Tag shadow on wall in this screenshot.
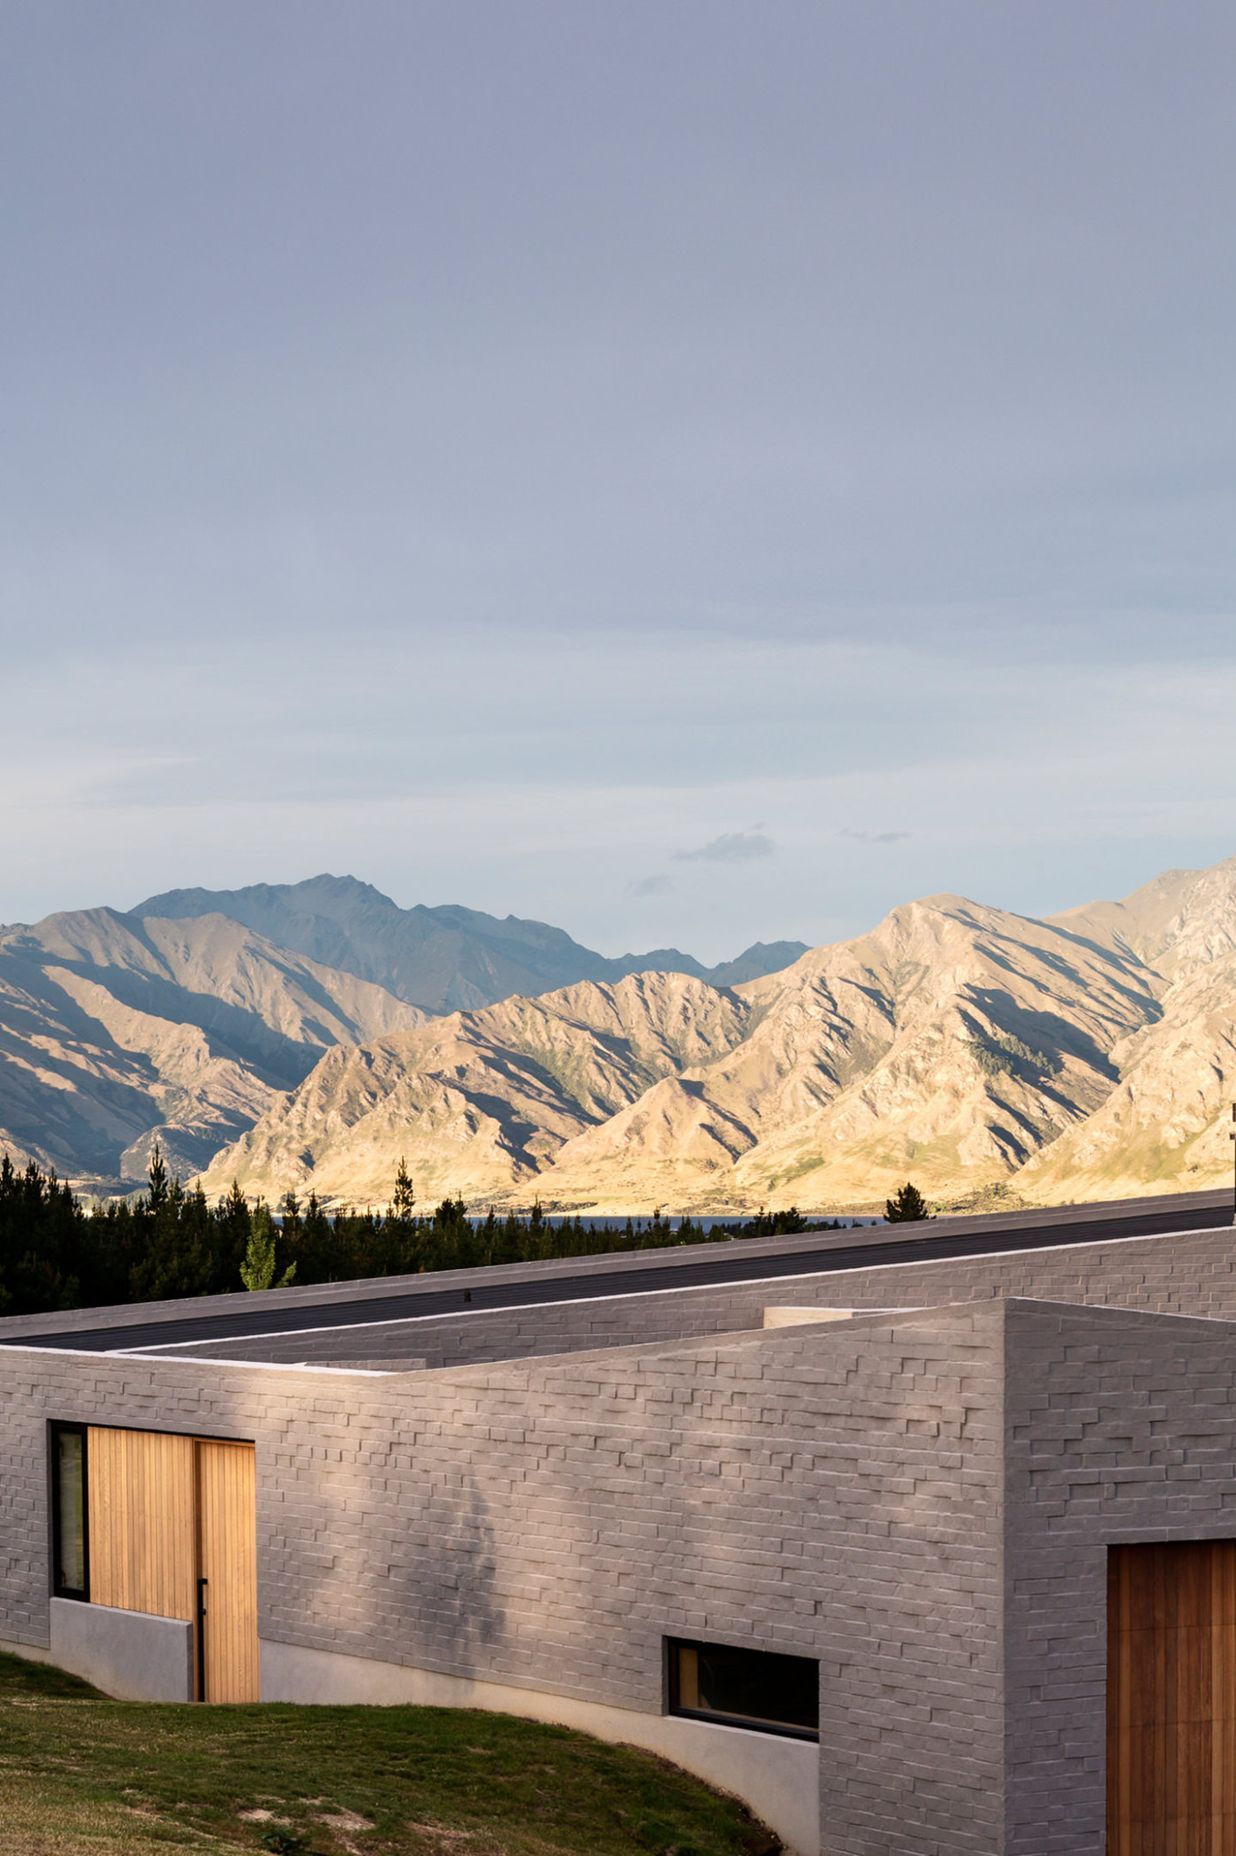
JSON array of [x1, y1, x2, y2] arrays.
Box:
[[423, 1472, 503, 1664], [279, 1424, 506, 1678]]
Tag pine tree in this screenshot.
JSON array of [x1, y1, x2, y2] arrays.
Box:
[[885, 1181, 931, 1223], [147, 1142, 169, 1211], [212, 1178, 254, 1288], [127, 1166, 217, 1302], [0, 1153, 85, 1315], [239, 1203, 296, 1292], [391, 1158, 415, 1220], [283, 1189, 336, 1285]]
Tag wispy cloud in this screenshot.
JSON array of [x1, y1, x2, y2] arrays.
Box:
[[628, 873, 673, 896], [674, 828, 777, 864], [839, 828, 912, 845]]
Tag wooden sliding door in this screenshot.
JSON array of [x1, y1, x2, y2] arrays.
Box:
[[84, 1427, 259, 1702], [1108, 1540, 1236, 1854], [86, 1427, 197, 1622]]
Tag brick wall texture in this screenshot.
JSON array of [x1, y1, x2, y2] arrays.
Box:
[[0, 1304, 1005, 1856], [1002, 1298, 1236, 1856]]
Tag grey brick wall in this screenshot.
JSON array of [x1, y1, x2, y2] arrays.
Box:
[[159, 1221, 1236, 1372], [1001, 1298, 1236, 1856], [0, 1304, 1005, 1856]]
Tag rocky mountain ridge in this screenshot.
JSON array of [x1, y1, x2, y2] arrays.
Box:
[[200, 970, 754, 1207], [0, 908, 425, 1182], [134, 875, 809, 1013], [0, 880, 804, 1190], [5, 860, 1236, 1209], [202, 856, 1236, 1213]]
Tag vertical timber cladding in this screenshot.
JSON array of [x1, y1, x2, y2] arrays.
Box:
[[85, 1427, 259, 1702], [86, 1428, 197, 1621], [197, 1441, 259, 1703], [1108, 1541, 1236, 1854]]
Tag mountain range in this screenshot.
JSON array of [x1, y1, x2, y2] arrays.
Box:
[[138, 877, 809, 1012], [3, 863, 1235, 1211], [0, 877, 804, 1189]]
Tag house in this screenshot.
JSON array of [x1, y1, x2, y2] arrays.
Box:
[[3, 1210, 1236, 1854]]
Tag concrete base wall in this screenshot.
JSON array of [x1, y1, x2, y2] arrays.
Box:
[[0, 1635, 54, 1666], [261, 1637, 820, 1856], [50, 1598, 194, 1702]]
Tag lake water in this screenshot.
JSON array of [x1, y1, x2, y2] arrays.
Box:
[[476, 1213, 884, 1231]]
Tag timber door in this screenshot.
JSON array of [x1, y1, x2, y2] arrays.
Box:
[[84, 1427, 259, 1702], [1108, 1541, 1236, 1854], [197, 1441, 259, 1702]]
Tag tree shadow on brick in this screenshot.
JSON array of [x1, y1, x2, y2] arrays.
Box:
[[267, 1425, 505, 1676], [422, 1471, 504, 1666]]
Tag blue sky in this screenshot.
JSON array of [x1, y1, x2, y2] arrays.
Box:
[[2, 4, 1234, 959]]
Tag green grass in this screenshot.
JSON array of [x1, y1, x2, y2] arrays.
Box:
[[0, 1651, 775, 1856]]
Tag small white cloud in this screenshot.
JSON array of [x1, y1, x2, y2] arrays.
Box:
[[628, 873, 674, 896], [839, 828, 912, 845], [674, 829, 777, 864]]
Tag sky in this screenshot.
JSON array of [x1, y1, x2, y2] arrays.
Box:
[[2, 3, 1234, 962]]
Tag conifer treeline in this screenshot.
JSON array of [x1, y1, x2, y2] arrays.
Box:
[[0, 1150, 832, 1320]]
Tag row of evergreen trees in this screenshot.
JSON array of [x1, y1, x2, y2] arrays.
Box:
[[0, 1149, 834, 1320]]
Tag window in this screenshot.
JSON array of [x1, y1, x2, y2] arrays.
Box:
[[667, 1638, 818, 1739], [51, 1424, 88, 1599]]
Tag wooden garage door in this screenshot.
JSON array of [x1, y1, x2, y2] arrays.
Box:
[[85, 1427, 259, 1702], [1108, 1541, 1236, 1854]]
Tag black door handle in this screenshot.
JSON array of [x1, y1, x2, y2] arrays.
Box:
[[196, 1577, 209, 1702]]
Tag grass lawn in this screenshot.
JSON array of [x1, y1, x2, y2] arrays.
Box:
[[0, 1651, 778, 1856]]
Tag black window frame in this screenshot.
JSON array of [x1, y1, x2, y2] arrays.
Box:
[[49, 1422, 90, 1601], [666, 1636, 819, 1741]]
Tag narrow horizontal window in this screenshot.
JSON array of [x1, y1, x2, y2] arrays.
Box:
[[667, 1638, 818, 1739], [51, 1424, 89, 1600]]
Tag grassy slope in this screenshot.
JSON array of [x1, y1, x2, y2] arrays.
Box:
[[0, 1652, 775, 1856]]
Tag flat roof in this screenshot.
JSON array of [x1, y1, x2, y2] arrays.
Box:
[[0, 1186, 1228, 1358]]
